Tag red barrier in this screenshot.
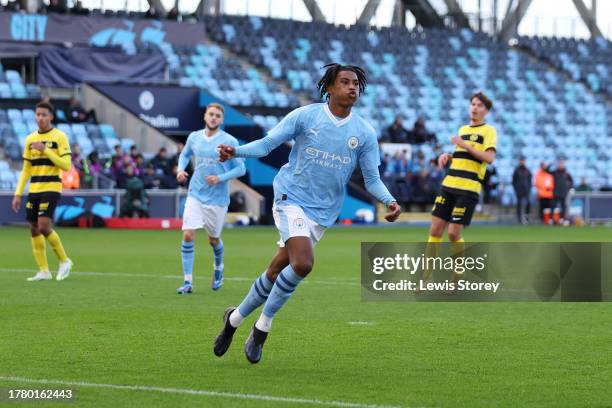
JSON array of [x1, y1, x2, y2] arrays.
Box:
[[105, 217, 182, 230]]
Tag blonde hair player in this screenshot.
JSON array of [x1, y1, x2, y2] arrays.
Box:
[[175, 103, 246, 294]]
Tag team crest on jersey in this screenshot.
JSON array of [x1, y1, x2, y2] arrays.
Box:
[[293, 218, 306, 229], [46, 141, 53, 148], [470, 134, 478, 141], [348, 136, 359, 149]]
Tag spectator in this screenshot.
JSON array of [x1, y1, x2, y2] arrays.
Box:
[[411, 169, 431, 211], [410, 151, 426, 174], [408, 117, 436, 144], [166, 6, 179, 20], [151, 147, 171, 176], [142, 163, 161, 189], [551, 160, 573, 221], [45, 0, 68, 14], [575, 177, 591, 192], [482, 165, 498, 204], [71, 0, 88, 15], [68, 98, 97, 123], [386, 151, 408, 178], [5, 0, 21, 11], [512, 156, 532, 224], [120, 165, 149, 218], [72, 143, 94, 187], [161, 164, 179, 189], [145, 5, 158, 18], [382, 115, 409, 143], [116, 159, 135, 189], [112, 144, 124, 162], [426, 159, 443, 190], [229, 190, 247, 212], [129, 145, 139, 161], [61, 165, 80, 190], [134, 154, 145, 176], [534, 162, 554, 223], [71, 143, 86, 173], [88, 152, 103, 176], [105, 155, 122, 180], [84, 152, 103, 188], [379, 152, 390, 176], [171, 142, 192, 175], [431, 143, 442, 162]]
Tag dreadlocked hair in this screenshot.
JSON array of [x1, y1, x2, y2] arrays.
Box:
[[317, 63, 367, 101]]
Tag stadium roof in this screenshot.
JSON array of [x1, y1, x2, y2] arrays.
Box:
[[11, 0, 610, 40]]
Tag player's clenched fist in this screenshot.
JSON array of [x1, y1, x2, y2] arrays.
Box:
[[176, 170, 189, 184], [384, 202, 401, 222], [437, 153, 452, 169], [218, 144, 236, 162]]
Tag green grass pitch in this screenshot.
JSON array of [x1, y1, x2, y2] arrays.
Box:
[[1, 225, 611, 407]]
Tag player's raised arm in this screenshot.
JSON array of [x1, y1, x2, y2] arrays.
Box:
[[358, 133, 401, 222], [177, 134, 194, 183], [218, 107, 303, 161]]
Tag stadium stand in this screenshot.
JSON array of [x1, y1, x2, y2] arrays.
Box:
[[0, 65, 40, 99], [167, 43, 300, 108], [518, 35, 612, 97], [1, 13, 611, 198], [203, 15, 612, 192]]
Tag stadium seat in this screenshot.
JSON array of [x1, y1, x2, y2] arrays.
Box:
[[0, 83, 12, 98], [99, 124, 117, 139]]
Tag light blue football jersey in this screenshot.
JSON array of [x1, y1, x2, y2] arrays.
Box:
[[179, 129, 245, 207], [235, 103, 395, 227]]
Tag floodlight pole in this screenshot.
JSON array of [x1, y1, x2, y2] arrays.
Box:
[[302, 0, 326, 22], [197, 0, 220, 17], [443, 0, 471, 29], [391, 0, 406, 27], [357, 0, 382, 26], [147, 0, 167, 16], [499, 0, 532, 42], [572, 0, 602, 38]]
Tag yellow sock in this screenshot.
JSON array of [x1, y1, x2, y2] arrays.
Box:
[[31, 235, 49, 272], [46, 230, 68, 262], [423, 235, 442, 282], [450, 237, 465, 257]]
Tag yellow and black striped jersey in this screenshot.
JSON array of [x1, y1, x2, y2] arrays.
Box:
[[22, 128, 71, 194], [441, 123, 497, 197]]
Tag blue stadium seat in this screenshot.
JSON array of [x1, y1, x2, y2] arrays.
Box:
[[22, 109, 35, 122], [0, 83, 12, 98], [5, 70, 21, 83], [7, 109, 22, 123], [99, 124, 117, 139]]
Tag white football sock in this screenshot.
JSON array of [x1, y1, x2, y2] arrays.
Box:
[[255, 313, 273, 332], [229, 309, 245, 328]]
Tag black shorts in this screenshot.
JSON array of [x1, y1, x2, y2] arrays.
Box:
[[431, 188, 479, 226], [26, 192, 61, 223]]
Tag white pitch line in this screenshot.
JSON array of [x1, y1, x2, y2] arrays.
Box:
[[0, 268, 360, 286], [0, 376, 408, 408]]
